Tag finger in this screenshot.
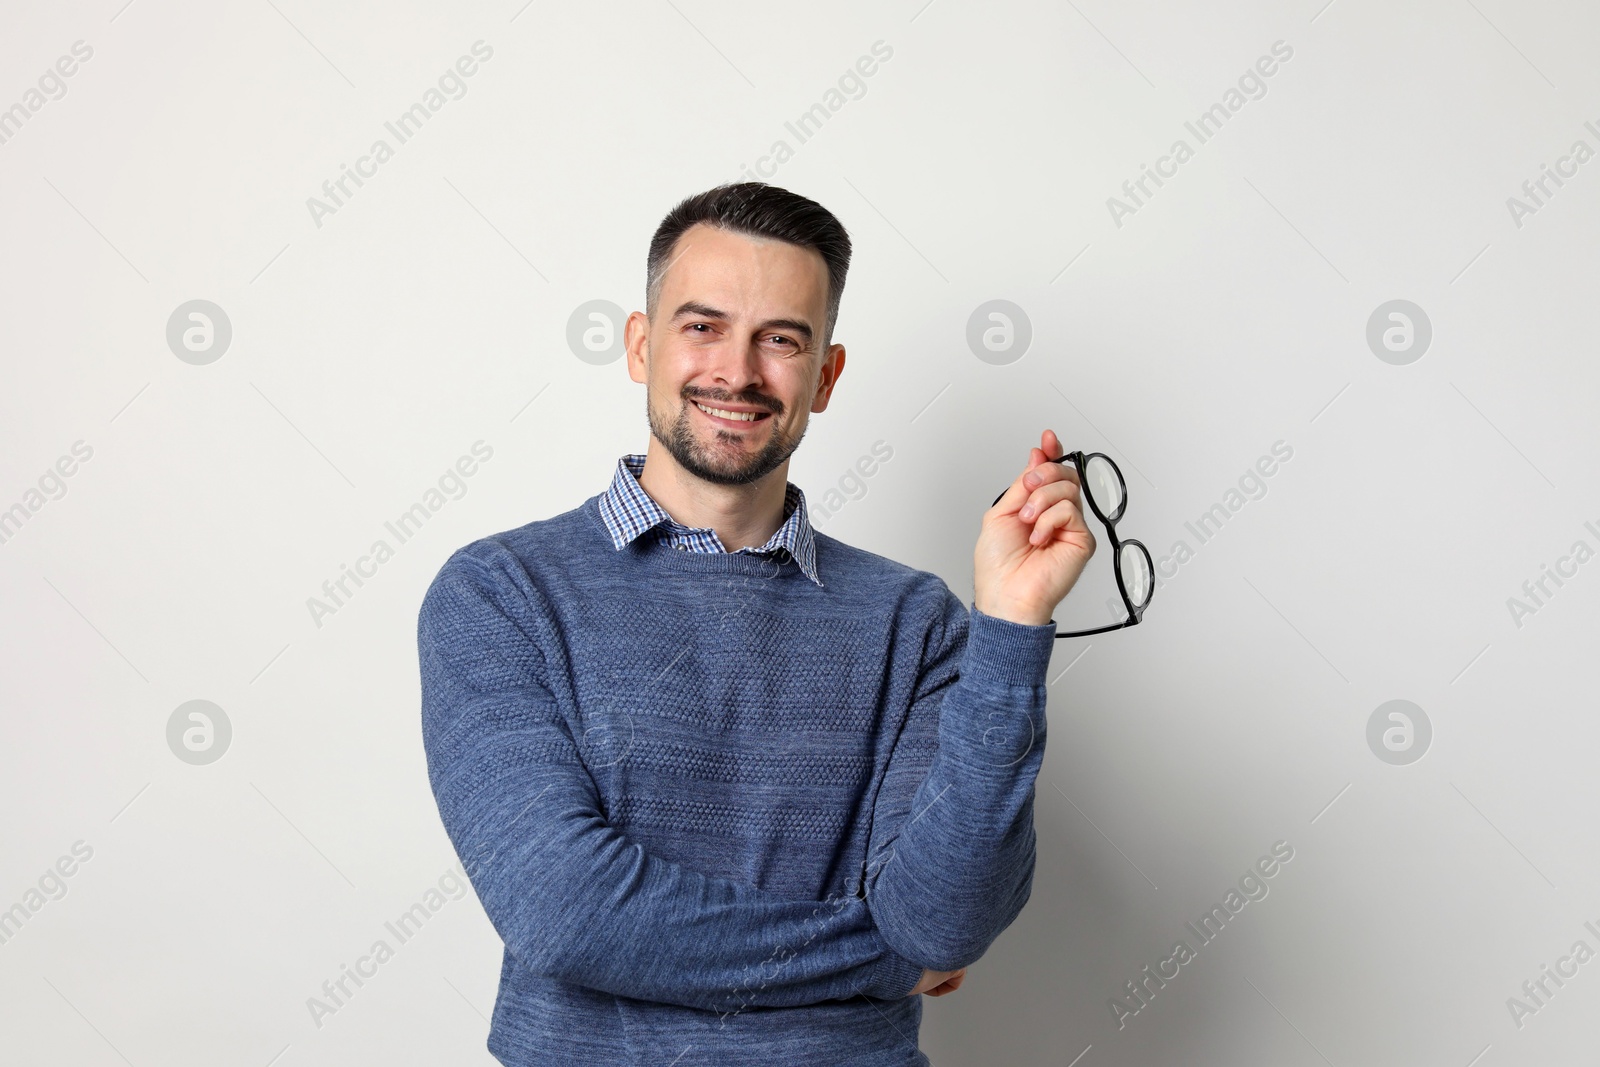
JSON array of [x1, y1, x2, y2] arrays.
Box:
[[1019, 475, 1081, 521], [1040, 428, 1066, 461], [1027, 496, 1091, 546], [995, 452, 1066, 513], [1025, 454, 1078, 485], [993, 444, 1076, 513], [992, 454, 1056, 511], [1030, 436, 1076, 472], [1020, 460, 1078, 510], [1029, 440, 1068, 475], [1024, 446, 1051, 478]]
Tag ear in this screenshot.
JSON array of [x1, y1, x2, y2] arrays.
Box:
[[811, 344, 846, 413], [625, 311, 650, 385]]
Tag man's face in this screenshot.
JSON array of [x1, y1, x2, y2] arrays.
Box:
[[626, 223, 844, 487]]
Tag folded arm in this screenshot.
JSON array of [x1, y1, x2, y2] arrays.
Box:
[[861, 585, 1055, 972], [418, 546, 924, 1014]]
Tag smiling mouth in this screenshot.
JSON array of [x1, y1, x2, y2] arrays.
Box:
[[693, 400, 772, 425]]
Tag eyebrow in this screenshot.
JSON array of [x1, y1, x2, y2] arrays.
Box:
[[669, 301, 815, 347]]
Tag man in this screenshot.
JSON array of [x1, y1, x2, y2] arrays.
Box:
[[418, 182, 1094, 1065]]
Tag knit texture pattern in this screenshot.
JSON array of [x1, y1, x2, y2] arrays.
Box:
[[418, 492, 1057, 1066]]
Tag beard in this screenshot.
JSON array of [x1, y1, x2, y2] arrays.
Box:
[[647, 385, 806, 487]]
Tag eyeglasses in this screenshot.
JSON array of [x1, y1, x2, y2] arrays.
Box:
[[990, 451, 1153, 638]]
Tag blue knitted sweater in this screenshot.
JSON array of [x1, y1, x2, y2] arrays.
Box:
[[418, 492, 1056, 1066]]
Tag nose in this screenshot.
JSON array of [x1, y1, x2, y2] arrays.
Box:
[[705, 336, 766, 400]]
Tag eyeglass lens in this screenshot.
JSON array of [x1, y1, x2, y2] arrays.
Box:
[[1083, 455, 1124, 519], [1081, 454, 1152, 612], [1119, 542, 1153, 609]]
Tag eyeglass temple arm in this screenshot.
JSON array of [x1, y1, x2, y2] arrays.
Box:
[[1052, 617, 1140, 639]]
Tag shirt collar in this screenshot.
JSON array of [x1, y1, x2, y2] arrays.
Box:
[[598, 453, 823, 587]]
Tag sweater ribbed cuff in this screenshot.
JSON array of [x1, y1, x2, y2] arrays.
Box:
[[961, 607, 1058, 687], [859, 945, 926, 1001]]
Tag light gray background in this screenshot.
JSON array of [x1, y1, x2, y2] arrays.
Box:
[[2, 1, 1597, 1064]]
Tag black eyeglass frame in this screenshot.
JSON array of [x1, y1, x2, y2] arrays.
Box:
[[989, 450, 1154, 639]]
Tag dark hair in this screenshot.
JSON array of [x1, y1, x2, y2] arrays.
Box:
[[645, 182, 852, 349]]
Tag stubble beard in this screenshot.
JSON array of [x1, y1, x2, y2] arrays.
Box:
[[648, 387, 806, 487]]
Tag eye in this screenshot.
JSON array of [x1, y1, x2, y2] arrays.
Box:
[[767, 334, 796, 347]]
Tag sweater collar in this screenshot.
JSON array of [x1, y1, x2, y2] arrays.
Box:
[[597, 453, 823, 587]]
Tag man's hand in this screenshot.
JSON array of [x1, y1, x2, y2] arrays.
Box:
[[909, 967, 967, 997], [973, 428, 1096, 627]]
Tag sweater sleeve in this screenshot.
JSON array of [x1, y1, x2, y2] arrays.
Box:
[[860, 586, 1056, 972], [418, 550, 925, 1014]]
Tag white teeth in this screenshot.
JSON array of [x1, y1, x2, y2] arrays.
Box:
[[695, 401, 763, 422]]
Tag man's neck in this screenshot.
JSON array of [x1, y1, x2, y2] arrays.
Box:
[[635, 440, 789, 552]]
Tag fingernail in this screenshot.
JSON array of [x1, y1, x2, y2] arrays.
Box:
[[1025, 473, 1040, 487], [1020, 504, 1034, 519]]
